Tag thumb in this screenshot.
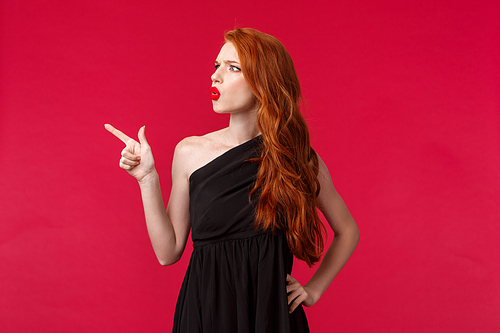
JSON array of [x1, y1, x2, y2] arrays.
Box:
[[138, 125, 149, 146]]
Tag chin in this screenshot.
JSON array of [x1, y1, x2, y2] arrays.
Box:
[[212, 105, 230, 114], [212, 108, 229, 114]]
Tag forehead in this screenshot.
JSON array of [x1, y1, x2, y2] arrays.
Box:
[[216, 42, 240, 62]]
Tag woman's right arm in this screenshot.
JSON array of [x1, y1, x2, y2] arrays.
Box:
[[105, 124, 191, 266]]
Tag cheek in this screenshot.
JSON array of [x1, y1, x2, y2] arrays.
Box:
[[238, 89, 255, 109], [235, 81, 254, 101], [242, 87, 255, 101]]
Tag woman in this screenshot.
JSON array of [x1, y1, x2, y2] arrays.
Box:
[[106, 28, 359, 333]]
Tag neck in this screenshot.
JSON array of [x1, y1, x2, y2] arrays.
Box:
[[224, 110, 260, 145]]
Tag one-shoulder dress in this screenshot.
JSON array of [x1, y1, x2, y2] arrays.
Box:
[[172, 136, 309, 333]]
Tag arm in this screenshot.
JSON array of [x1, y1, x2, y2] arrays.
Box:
[[287, 154, 360, 312], [105, 124, 191, 266]]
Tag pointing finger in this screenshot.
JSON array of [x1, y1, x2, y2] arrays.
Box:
[[104, 124, 135, 144]]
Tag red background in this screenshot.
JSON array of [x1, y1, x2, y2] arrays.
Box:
[[1, 1, 499, 332]]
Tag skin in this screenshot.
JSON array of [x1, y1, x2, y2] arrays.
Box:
[[105, 42, 359, 315]]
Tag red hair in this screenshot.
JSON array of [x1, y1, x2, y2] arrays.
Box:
[[224, 28, 325, 266]]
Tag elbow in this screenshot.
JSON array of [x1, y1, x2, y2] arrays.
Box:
[[158, 259, 170, 266], [157, 253, 182, 266], [349, 218, 360, 240], [335, 220, 360, 246], [158, 257, 178, 266], [350, 222, 360, 246], [354, 225, 360, 245]]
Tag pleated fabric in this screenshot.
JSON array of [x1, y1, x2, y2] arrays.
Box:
[[172, 136, 309, 333]]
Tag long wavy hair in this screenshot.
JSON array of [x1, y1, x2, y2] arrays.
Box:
[[225, 28, 325, 266]]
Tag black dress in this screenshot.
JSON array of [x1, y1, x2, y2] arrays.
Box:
[[172, 136, 309, 333]]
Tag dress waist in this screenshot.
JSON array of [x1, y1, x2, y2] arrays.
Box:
[[192, 229, 268, 248]]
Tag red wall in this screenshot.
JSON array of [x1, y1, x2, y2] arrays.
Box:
[[1, 1, 499, 332]]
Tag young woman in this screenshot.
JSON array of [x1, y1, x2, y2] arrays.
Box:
[[106, 28, 359, 333]]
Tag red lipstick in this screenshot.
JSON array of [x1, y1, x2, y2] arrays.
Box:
[[210, 86, 220, 100]]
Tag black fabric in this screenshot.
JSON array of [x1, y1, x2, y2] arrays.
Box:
[[172, 136, 309, 333]]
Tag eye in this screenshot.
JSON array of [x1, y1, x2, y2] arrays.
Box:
[[214, 64, 220, 70], [229, 65, 241, 72]]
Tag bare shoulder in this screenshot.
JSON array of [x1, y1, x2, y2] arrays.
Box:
[[310, 151, 331, 181], [172, 130, 228, 180], [174, 135, 207, 157], [174, 130, 224, 159]]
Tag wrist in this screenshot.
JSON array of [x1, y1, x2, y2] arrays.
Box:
[[138, 169, 159, 186], [304, 284, 321, 305]]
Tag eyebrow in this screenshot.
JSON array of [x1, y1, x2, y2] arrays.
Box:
[[214, 60, 240, 65]]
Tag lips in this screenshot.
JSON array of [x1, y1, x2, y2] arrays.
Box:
[[210, 86, 221, 100]]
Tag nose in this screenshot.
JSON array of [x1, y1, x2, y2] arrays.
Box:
[[211, 67, 222, 84]]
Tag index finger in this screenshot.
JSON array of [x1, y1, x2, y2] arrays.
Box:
[[104, 124, 134, 144]]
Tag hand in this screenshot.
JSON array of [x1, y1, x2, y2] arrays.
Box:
[[286, 274, 316, 313], [105, 124, 156, 182]]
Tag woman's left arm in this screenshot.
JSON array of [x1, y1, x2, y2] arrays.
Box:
[[287, 153, 360, 313]]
